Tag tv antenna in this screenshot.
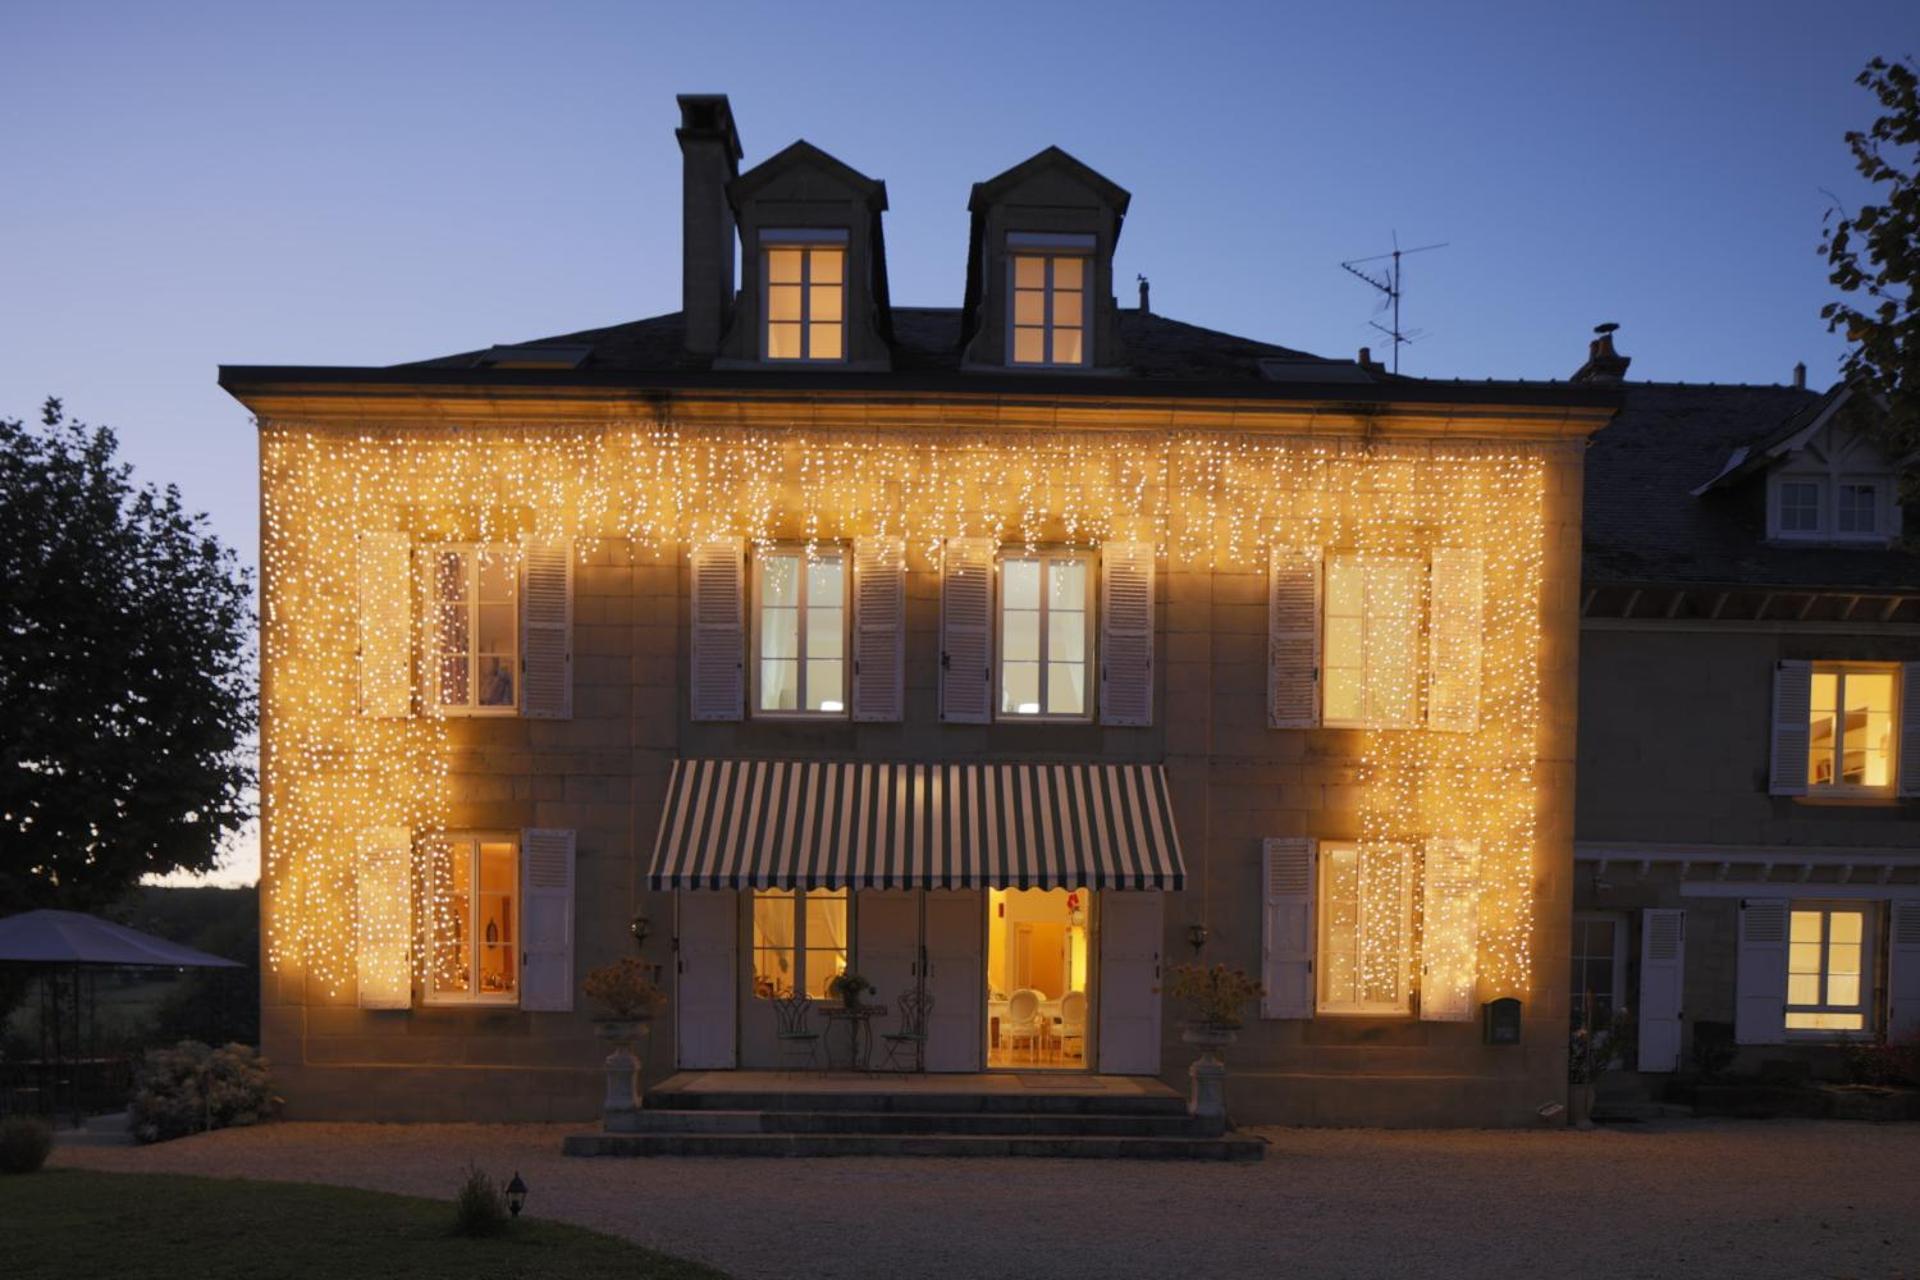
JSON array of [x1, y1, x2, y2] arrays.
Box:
[[1340, 234, 1448, 374]]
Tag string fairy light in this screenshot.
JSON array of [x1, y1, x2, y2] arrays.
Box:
[[260, 416, 1551, 1001]]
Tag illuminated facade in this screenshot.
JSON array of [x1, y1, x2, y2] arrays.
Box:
[[227, 95, 1614, 1125]]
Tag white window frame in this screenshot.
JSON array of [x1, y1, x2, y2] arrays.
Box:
[[1784, 901, 1875, 1038], [426, 542, 519, 717], [760, 229, 848, 365], [1807, 662, 1902, 797], [750, 545, 850, 720], [749, 887, 852, 1001], [422, 833, 521, 1007], [1570, 911, 1628, 1028], [1314, 841, 1413, 1018], [995, 548, 1096, 722], [1006, 233, 1093, 369], [1767, 471, 1896, 544], [1321, 553, 1423, 730]]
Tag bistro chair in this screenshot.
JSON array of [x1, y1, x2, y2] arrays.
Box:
[[770, 992, 821, 1071], [1005, 988, 1045, 1063], [1055, 989, 1088, 1063], [878, 987, 934, 1073]]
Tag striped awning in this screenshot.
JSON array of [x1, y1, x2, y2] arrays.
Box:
[[648, 759, 1185, 892]]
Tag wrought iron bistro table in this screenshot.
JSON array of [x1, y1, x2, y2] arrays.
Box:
[[819, 1003, 887, 1071]]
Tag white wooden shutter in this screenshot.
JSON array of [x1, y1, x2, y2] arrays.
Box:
[[852, 536, 906, 722], [1260, 837, 1316, 1018], [676, 890, 739, 1069], [1735, 898, 1789, 1045], [1418, 838, 1479, 1022], [1637, 908, 1686, 1071], [519, 828, 575, 1012], [689, 537, 745, 722], [1099, 542, 1155, 727], [1889, 900, 1920, 1039], [1768, 660, 1812, 796], [939, 537, 995, 724], [1898, 665, 1920, 797], [1096, 891, 1163, 1074], [1426, 548, 1483, 733], [354, 826, 412, 1010], [520, 540, 572, 719], [356, 532, 413, 718], [1268, 550, 1321, 728]]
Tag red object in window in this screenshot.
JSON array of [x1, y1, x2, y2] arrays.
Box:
[[1066, 891, 1080, 912]]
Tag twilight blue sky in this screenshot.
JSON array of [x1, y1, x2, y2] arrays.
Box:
[[2, 1, 1913, 883]]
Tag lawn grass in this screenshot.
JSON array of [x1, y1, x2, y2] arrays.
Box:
[[4, 1168, 727, 1280]]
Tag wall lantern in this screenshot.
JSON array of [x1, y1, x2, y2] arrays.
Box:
[[1482, 997, 1523, 1045], [1185, 922, 1209, 954], [629, 915, 651, 951], [506, 1171, 528, 1218]]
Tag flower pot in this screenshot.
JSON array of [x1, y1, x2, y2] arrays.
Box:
[[593, 1017, 650, 1043], [1181, 1022, 1240, 1052], [593, 1018, 653, 1127]]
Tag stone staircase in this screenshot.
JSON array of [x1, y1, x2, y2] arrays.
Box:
[[562, 1072, 1266, 1160]]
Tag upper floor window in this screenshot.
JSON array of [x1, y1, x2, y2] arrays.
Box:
[[753, 548, 847, 716], [998, 552, 1091, 718], [1779, 480, 1822, 533], [1008, 248, 1088, 367], [1785, 904, 1870, 1033], [1808, 664, 1898, 791], [1768, 472, 1894, 544], [430, 545, 516, 714], [425, 835, 518, 1005], [763, 232, 845, 362], [1322, 555, 1421, 729]]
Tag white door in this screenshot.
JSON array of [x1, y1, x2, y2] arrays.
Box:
[[924, 890, 984, 1071], [675, 890, 737, 1069], [1638, 908, 1685, 1072], [1098, 891, 1163, 1075], [858, 891, 921, 1049]]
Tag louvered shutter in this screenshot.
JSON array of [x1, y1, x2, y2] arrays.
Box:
[[357, 532, 413, 718], [1260, 837, 1316, 1018], [689, 537, 745, 722], [852, 536, 906, 722], [354, 826, 412, 1010], [1899, 665, 1920, 797], [520, 540, 572, 719], [1268, 551, 1321, 728], [519, 829, 575, 1012], [1099, 542, 1155, 727], [1426, 548, 1484, 733], [1637, 908, 1686, 1071], [939, 537, 995, 724], [1769, 660, 1812, 796], [1889, 901, 1920, 1039], [1735, 898, 1789, 1045], [1418, 838, 1479, 1022]]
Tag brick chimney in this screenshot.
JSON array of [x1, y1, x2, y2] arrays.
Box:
[[676, 95, 742, 356], [1571, 322, 1631, 384]]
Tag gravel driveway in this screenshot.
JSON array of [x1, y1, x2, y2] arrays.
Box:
[[53, 1119, 1920, 1280]]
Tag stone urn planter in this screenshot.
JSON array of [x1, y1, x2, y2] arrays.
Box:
[[593, 1017, 653, 1126], [1181, 1021, 1240, 1136]]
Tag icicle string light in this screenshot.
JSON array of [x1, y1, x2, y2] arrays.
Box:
[[260, 418, 1552, 999]]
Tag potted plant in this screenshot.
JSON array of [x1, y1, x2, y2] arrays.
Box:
[[583, 957, 666, 1128], [1167, 963, 1263, 1052], [826, 970, 873, 1010]]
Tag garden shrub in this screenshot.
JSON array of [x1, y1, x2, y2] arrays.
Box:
[[1845, 1035, 1920, 1088], [130, 1041, 278, 1144], [0, 1115, 53, 1174], [452, 1164, 510, 1237]]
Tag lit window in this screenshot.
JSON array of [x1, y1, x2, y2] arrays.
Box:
[[426, 837, 518, 1003], [1837, 483, 1879, 535], [998, 553, 1090, 717], [430, 546, 516, 713], [751, 889, 848, 1000], [1316, 842, 1411, 1016], [1808, 665, 1898, 790], [1322, 555, 1421, 728], [1784, 906, 1868, 1032], [1009, 253, 1087, 366], [1570, 914, 1624, 1029], [764, 241, 845, 362], [1778, 481, 1822, 533], [753, 549, 846, 716]]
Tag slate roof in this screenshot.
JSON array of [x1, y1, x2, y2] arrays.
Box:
[[1582, 381, 1920, 592]]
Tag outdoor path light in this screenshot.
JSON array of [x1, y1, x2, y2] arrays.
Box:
[[506, 1172, 527, 1218]]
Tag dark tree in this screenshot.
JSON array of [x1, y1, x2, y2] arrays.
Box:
[[1, 398, 253, 912], [1822, 57, 1920, 485]]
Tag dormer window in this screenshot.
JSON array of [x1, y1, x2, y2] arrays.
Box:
[[1767, 472, 1895, 544], [1008, 234, 1092, 367], [1779, 481, 1822, 534], [762, 230, 846, 362]]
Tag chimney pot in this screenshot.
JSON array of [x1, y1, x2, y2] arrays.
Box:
[[1136, 274, 1150, 314], [676, 94, 743, 357], [1793, 361, 1807, 390], [1571, 321, 1631, 384], [1358, 346, 1373, 368]]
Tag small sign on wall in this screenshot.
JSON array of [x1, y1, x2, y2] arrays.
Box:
[[1482, 997, 1523, 1045]]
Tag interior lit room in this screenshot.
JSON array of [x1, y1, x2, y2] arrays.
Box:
[[985, 888, 1092, 1069]]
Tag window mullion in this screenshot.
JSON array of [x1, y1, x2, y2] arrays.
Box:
[[796, 557, 809, 710], [1038, 558, 1051, 713], [1043, 258, 1055, 365]]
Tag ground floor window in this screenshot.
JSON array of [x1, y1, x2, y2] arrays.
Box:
[[1786, 904, 1870, 1033], [751, 889, 848, 1000], [1316, 843, 1411, 1016], [425, 836, 518, 1003], [1571, 913, 1626, 1029]]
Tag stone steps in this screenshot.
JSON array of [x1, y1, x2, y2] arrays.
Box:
[[605, 1107, 1206, 1137], [562, 1130, 1266, 1160], [643, 1086, 1189, 1117]]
